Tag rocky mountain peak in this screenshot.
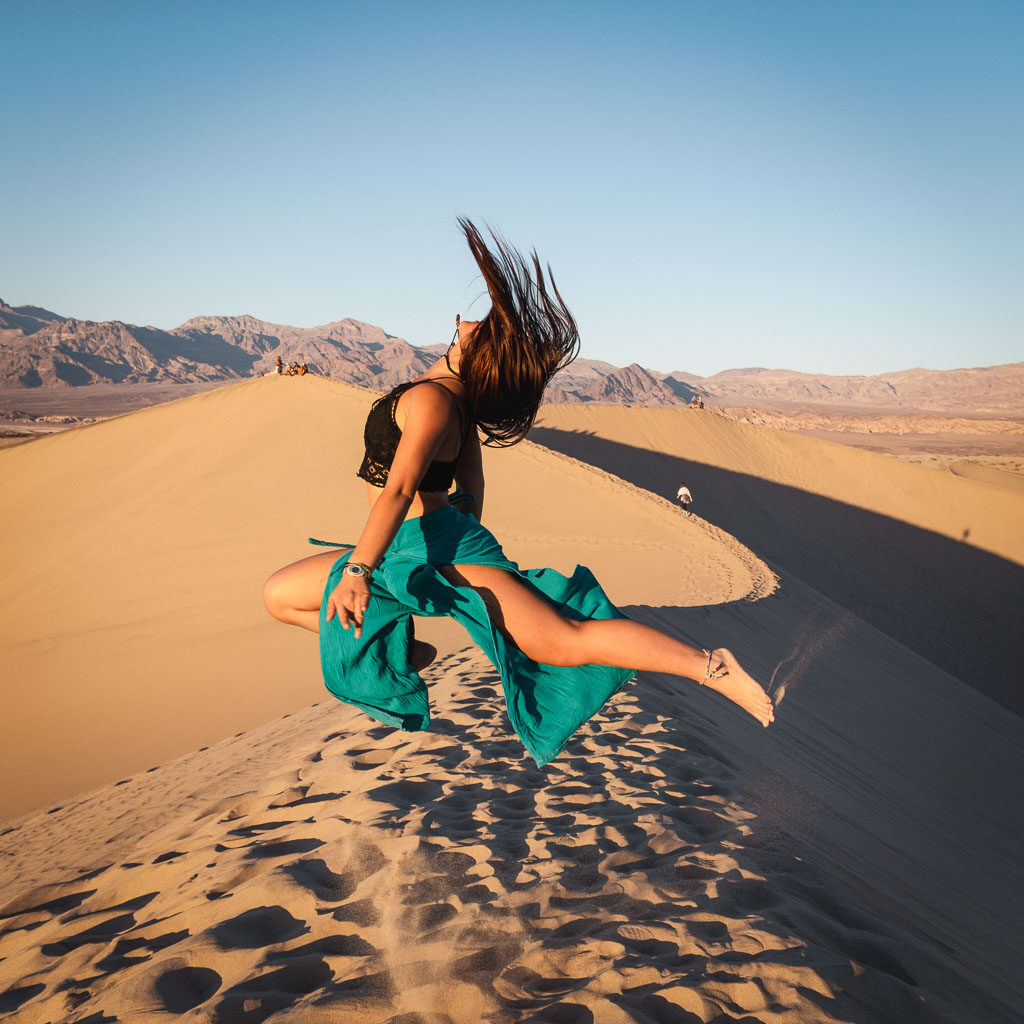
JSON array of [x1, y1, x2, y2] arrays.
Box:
[[1, 303, 1021, 414]]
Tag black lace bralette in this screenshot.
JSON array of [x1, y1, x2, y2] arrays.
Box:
[[356, 379, 468, 492]]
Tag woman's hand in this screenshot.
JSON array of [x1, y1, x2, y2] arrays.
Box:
[[325, 574, 372, 638]]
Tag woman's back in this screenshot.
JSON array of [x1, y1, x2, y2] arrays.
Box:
[[357, 373, 472, 515]]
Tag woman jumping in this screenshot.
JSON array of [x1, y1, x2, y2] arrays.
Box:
[[263, 220, 774, 767]]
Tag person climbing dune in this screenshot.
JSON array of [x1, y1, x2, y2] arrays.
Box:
[[677, 481, 694, 513]]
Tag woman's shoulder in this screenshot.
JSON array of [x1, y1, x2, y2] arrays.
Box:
[[403, 376, 466, 403], [395, 376, 466, 428]]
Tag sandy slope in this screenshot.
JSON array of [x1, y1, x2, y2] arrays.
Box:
[[534, 405, 1023, 565], [949, 459, 1024, 494], [0, 376, 767, 823], [1, 376, 1022, 1022], [532, 405, 1024, 714], [1, 634, 1021, 1022]]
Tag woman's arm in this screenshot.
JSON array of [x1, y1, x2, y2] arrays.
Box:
[[326, 385, 458, 636], [452, 428, 484, 521]]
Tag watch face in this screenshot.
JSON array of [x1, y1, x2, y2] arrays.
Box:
[[344, 563, 365, 576]]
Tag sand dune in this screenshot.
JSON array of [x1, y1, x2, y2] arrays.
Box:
[[532, 404, 1024, 714], [0, 375, 767, 822], [948, 458, 1024, 494], [1, 375, 1022, 1022], [534, 404, 1023, 565], [3, 629, 1022, 1022]]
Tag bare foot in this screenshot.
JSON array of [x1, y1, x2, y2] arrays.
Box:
[[703, 648, 775, 727], [410, 640, 437, 672]]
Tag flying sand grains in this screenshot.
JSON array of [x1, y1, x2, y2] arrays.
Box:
[[769, 611, 857, 708]]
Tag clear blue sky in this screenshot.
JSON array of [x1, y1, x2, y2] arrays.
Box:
[[2, 0, 1021, 376]]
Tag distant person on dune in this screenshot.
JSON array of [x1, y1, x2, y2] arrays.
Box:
[[275, 356, 284, 374], [677, 482, 693, 513], [262, 220, 773, 768]]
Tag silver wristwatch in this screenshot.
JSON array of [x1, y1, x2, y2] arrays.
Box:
[[343, 560, 373, 579]]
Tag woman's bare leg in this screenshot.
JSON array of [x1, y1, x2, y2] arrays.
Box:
[[262, 549, 437, 670], [443, 564, 774, 727], [263, 548, 346, 633]]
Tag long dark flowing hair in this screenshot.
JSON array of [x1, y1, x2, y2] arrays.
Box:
[[457, 218, 579, 447]]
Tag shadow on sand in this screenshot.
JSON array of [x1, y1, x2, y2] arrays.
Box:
[[529, 425, 1024, 716]]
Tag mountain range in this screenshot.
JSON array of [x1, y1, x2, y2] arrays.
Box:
[[1, 300, 1021, 415]]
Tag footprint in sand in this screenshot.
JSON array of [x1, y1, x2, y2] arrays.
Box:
[[411, 901, 460, 930], [271, 786, 346, 809], [351, 748, 396, 770], [243, 837, 325, 859], [283, 859, 358, 903], [153, 964, 222, 1013], [93, 924, 190, 974], [325, 897, 379, 927], [40, 912, 139, 957], [0, 983, 46, 1015], [213, 960, 333, 1022], [284, 845, 387, 903], [225, 820, 297, 839], [152, 850, 190, 863], [267, 934, 378, 960], [211, 905, 307, 950], [368, 779, 445, 807], [0, 884, 97, 925]]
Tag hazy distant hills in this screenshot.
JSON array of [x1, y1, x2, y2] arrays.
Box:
[[1, 300, 1021, 415], [692, 365, 1023, 415]]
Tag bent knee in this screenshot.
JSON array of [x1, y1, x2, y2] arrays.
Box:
[[262, 570, 294, 621]]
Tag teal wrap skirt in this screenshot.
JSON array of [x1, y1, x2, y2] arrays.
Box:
[[316, 504, 636, 767]]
